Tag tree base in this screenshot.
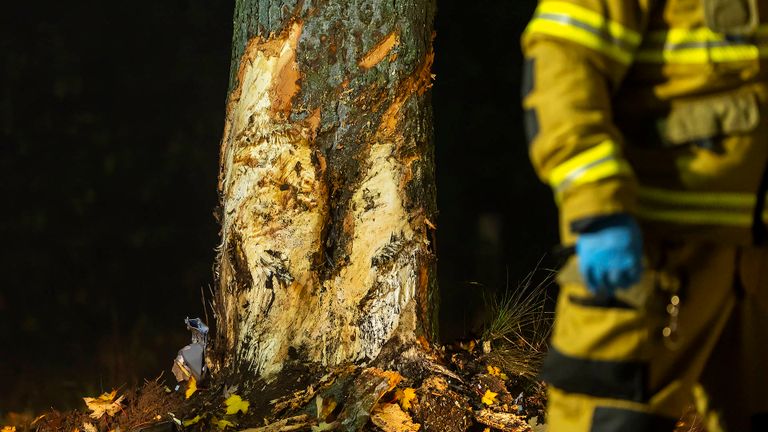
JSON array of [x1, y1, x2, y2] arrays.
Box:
[[30, 340, 549, 432]]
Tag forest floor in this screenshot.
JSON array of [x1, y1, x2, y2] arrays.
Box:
[[1, 281, 704, 432], [2, 337, 549, 432]]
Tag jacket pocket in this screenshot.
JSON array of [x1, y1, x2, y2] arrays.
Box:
[[704, 0, 759, 36], [658, 89, 760, 148]]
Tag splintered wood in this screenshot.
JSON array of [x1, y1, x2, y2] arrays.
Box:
[[237, 415, 310, 432], [474, 410, 532, 432], [371, 403, 420, 432]]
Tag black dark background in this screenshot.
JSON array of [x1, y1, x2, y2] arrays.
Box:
[[0, 0, 554, 412]]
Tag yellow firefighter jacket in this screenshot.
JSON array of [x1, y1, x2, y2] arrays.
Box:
[[522, 0, 768, 245]]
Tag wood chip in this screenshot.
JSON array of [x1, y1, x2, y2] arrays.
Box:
[[237, 415, 310, 432], [474, 410, 532, 432], [371, 403, 421, 432]]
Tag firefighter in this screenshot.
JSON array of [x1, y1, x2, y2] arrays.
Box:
[[521, 1, 768, 431]]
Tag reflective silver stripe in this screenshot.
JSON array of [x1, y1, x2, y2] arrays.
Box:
[[536, 13, 637, 52]]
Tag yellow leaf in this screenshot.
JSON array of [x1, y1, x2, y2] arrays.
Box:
[[2, 427, 16, 432], [486, 365, 509, 381], [82, 423, 97, 432], [185, 376, 198, 399], [481, 390, 498, 406], [224, 394, 250, 415], [483, 428, 491, 432], [182, 415, 203, 427], [214, 418, 235, 429], [396, 388, 417, 411], [83, 390, 125, 419]]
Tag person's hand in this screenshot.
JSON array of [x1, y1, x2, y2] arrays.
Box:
[[575, 214, 644, 296]]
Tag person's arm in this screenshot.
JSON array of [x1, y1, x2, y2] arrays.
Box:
[[522, 0, 650, 242], [521, 1, 651, 292]]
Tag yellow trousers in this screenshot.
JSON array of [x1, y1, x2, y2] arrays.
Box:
[[542, 240, 768, 432]]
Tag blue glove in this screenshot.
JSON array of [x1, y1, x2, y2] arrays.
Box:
[[575, 214, 644, 296]]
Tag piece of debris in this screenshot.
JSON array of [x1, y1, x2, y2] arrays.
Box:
[[338, 368, 402, 431], [474, 409, 532, 432], [172, 317, 209, 382], [237, 414, 310, 432], [371, 403, 420, 432], [411, 376, 473, 432], [315, 395, 337, 422]]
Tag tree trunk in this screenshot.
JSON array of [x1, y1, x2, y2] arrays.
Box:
[[213, 0, 438, 381]]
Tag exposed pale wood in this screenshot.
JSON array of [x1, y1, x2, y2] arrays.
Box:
[[213, 0, 438, 381]]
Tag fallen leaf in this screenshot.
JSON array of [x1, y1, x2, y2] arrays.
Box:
[[396, 388, 417, 411], [214, 418, 235, 429], [224, 394, 250, 415], [487, 365, 509, 381], [82, 423, 97, 432], [183, 415, 203, 427], [1, 427, 16, 432], [482, 390, 498, 406], [185, 376, 197, 399], [83, 390, 125, 419]]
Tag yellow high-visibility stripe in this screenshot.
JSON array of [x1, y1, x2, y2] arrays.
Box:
[[536, 2, 642, 47], [636, 25, 768, 64], [635, 207, 754, 227], [567, 158, 632, 189], [549, 140, 632, 194], [638, 186, 756, 208], [524, 2, 641, 65], [636, 44, 759, 64], [637, 186, 768, 227], [644, 26, 768, 46]]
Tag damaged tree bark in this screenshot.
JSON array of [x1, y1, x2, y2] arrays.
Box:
[[213, 0, 438, 382]]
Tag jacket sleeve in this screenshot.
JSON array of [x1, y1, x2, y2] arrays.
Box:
[[521, 0, 651, 243]]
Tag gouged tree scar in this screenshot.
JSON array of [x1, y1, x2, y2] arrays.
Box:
[[359, 33, 400, 69]]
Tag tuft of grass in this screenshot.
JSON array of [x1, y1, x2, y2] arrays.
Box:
[[482, 267, 554, 380]]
